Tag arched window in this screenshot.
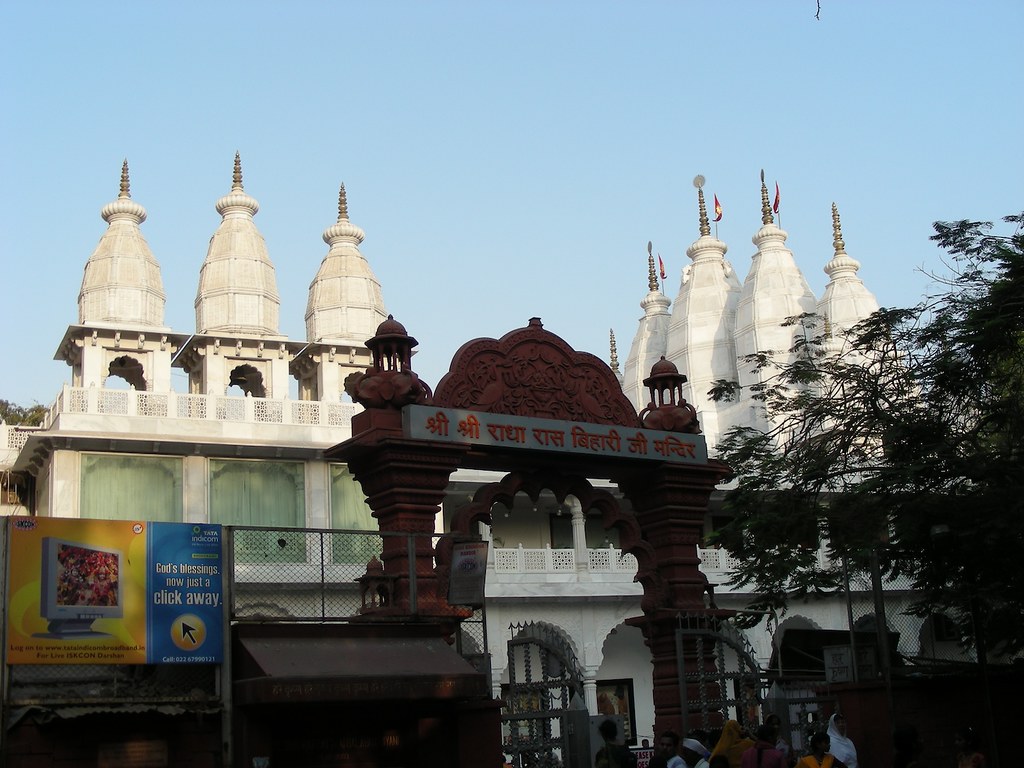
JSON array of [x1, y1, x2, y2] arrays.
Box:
[[228, 364, 266, 398], [107, 355, 147, 391]]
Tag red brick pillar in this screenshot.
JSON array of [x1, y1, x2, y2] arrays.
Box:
[[617, 460, 730, 737], [332, 409, 470, 618]]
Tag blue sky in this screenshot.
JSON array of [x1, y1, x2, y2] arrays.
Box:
[[2, 1, 1021, 407]]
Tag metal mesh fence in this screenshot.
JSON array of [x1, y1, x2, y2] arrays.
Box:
[[844, 568, 978, 668], [230, 526, 388, 621]]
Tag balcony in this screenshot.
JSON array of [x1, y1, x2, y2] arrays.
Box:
[[43, 385, 361, 430], [487, 544, 747, 597]]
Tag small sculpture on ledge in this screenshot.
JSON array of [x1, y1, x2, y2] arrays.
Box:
[[344, 315, 433, 409], [356, 555, 396, 612], [638, 356, 701, 434]]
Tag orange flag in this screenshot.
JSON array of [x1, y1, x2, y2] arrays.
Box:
[[773, 182, 781, 214], [713, 194, 723, 222], [658, 254, 667, 281]]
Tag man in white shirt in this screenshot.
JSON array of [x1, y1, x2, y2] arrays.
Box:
[[681, 737, 710, 768]]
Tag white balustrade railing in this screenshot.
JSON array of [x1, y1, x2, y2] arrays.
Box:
[[43, 385, 361, 430], [1, 424, 35, 451], [492, 544, 770, 580]]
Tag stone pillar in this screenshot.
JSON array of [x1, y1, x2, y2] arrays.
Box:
[[616, 459, 729, 738], [583, 670, 599, 715], [333, 409, 470, 619], [569, 497, 588, 570]]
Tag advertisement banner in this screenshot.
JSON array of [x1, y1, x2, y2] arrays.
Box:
[[5, 517, 223, 665]]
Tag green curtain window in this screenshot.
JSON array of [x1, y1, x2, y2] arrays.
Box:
[[210, 459, 305, 563], [80, 454, 182, 522], [329, 465, 375, 530], [329, 464, 380, 565]]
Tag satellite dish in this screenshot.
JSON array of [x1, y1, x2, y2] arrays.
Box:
[[693, 175, 705, 189], [647, 240, 653, 254]]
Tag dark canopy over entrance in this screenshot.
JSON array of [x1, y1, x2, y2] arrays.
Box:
[[234, 624, 488, 705]]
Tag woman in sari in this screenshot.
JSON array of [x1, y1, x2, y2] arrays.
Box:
[[710, 720, 755, 768], [825, 714, 857, 768], [796, 732, 847, 768]]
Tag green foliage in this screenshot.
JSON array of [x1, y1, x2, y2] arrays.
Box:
[[710, 212, 1024, 652], [0, 400, 47, 426]]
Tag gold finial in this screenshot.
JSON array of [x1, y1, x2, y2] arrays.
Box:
[[119, 159, 131, 199], [609, 329, 620, 374], [697, 187, 710, 237], [760, 169, 774, 225], [647, 241, 658, 291], [831, 202, 846, 255], [232, 151, 243, 191], [338, 183, 349, 221]]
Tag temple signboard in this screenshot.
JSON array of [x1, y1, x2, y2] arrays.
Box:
[[403, 405, 709, 465]]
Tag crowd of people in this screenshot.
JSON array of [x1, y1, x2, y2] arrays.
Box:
[[633, 713, 987, 768]]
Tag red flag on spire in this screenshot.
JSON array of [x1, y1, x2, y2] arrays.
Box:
[[658, 254, 667, 281], [773, 182, 781, 214], [713, 194, 723, 222]]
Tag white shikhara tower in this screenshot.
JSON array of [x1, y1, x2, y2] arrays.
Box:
[[665, 180, 742, 444], [293, 184, 389, 401], [56, 160, 183, 393], [179, 153, 292, 398], [817, 202, 880, 355], [194, 152, 281, 337], [57, 152, 389, 403], [622, 246, 672, 407], [622, 173, 879, 453]]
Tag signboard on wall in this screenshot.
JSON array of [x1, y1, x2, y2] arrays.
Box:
[[404, 405, 709, 465], [5, 517, 223, 664], [447, 541, 489, 607]]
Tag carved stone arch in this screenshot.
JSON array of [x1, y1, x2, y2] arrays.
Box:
[[439, 469, 661, 597], [433, 317, 640, 427], [108, 354, 147, 391], [229, 363, 266, 398]]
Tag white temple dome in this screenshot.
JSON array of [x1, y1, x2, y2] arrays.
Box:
[[305, 183, 388, 344], [77, 160, 166, 329], [194, 153, 281, 336]]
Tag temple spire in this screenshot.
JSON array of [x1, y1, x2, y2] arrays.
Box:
[[609, 329, 620, 375], [119, 159, 131, 199], [823, 202, 862, 280], [338, 183, 349, 222], [759, 169, 774, 225], [647, 241, 658, 291], [693, 175, 710, 237], [831, 202, 846, 255], [232, 151, 243, 192]]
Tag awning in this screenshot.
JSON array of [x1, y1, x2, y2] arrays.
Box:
[[234, 635, 489, 705]]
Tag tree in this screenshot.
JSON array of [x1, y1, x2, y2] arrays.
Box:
[[0, 400, 47, 426], [709, 212, 1024, 654]]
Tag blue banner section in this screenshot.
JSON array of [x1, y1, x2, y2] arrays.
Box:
[[146, 523, 223, 664]]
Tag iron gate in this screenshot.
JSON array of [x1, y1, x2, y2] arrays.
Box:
[[676, 613, 765, 735], [503, 621, 585, 768]]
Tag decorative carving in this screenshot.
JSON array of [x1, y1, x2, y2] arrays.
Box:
[[638, 357, 701, 434], [345, 315, 433, 410], [433, 318, 640, 427]]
